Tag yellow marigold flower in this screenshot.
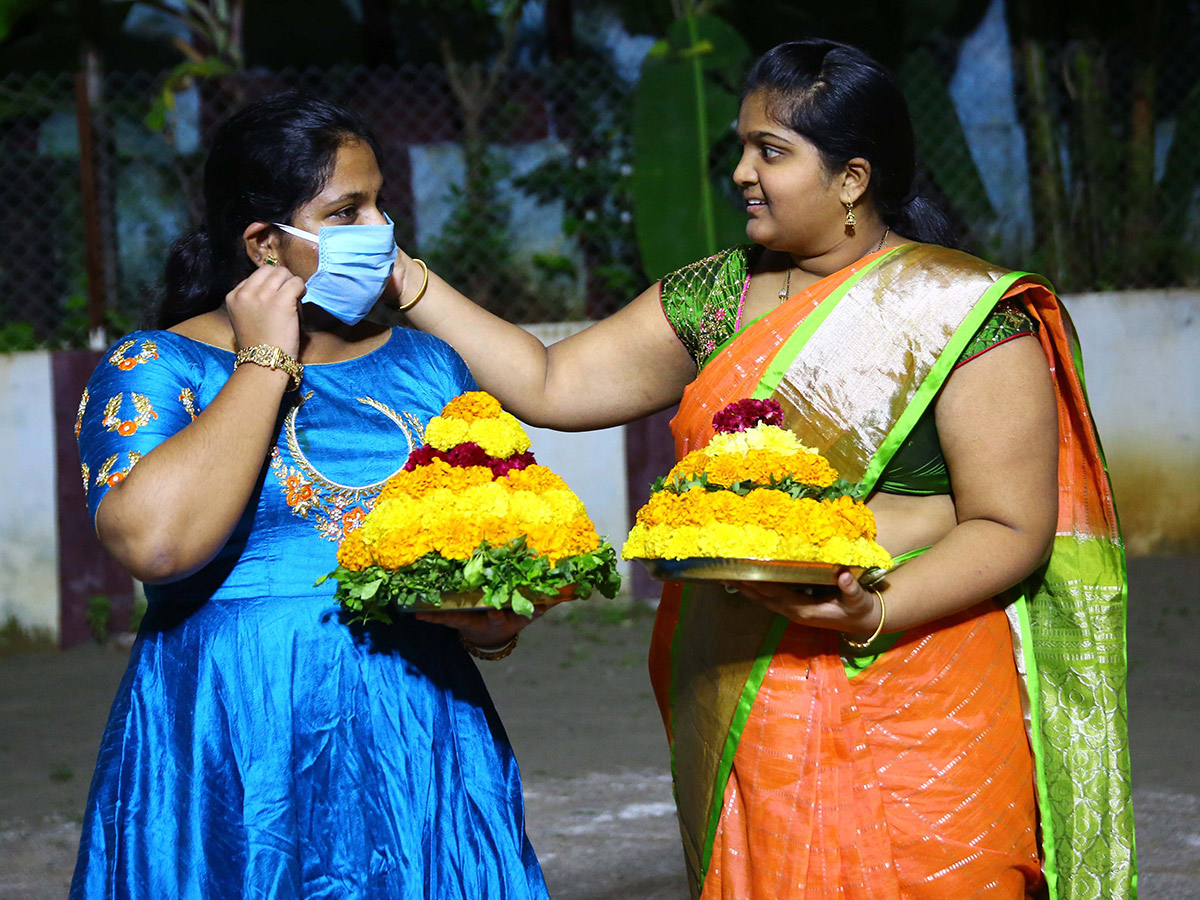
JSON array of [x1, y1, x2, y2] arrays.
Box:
[[506, 491, 553, 525], [467, 414, 531, 458], [705, 423, 818, 457], [525, 516, 598, 563], [479, 518, 524, 547], [373, 530, 429, 568], [503, 465, 567, 492], [457, 482, 511, 520], [424, 416, 472, 450], [542, 489, 586, 523], [441, 391, 503, 421], [360, 498, 421, 547], [336, 527, 374, 571], [428, 518, 484, 560]]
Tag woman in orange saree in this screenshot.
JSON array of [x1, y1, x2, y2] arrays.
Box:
[[393, 37, 1134, 900], [651, 241, 1132, 900]]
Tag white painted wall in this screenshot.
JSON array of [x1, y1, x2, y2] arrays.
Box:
[[1065, 290, 1200, 554], [0, 352, 59, 636]]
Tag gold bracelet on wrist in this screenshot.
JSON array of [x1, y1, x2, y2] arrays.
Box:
[[843, 589, 887, 650], [395, 258, 430, 312], [233, 344, 303, 391], [458, 631, 518, 661]]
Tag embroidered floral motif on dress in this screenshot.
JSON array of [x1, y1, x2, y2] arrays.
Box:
[[178, 388, 199, 421], [75, 389, 88, 440], [95, 451, 142, 488], [101, 393, 159, 436], [269, 392, 420, 543], [108, 339, 159, 370], [660, 247, 750, 369]]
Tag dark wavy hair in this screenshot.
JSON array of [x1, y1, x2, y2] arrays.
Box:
[[156, 91, 380, 329], [744, 39, 959, 248]]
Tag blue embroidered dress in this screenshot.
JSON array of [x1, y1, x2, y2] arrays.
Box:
[[71, 327, 549, 900]]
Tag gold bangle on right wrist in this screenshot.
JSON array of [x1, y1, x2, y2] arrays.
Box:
[[396, 258, 430, 312], [233, 344, 303, 391], [843, 588, 887, 650]]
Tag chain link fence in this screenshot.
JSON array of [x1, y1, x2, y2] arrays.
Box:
[[2, 45, 1198, 349]]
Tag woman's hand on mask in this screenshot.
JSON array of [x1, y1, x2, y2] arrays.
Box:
[[225, 263, 305, 359]]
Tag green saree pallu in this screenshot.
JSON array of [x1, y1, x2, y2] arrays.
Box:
[[646, 243, 1135, 899]]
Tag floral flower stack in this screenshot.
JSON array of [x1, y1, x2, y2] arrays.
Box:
[[324, 391, 621, 621], [622, 398, 893, 570]]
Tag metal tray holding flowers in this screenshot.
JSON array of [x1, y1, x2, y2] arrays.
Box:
[[622, 398, 893, 585], [320, 392, 621, 623]]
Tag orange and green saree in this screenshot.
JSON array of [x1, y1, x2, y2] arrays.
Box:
[[650, 243, 1134, 899]]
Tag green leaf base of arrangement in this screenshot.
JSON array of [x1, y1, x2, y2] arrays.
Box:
[[318, 537, 622, 625]]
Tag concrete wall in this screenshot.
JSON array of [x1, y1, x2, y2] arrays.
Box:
[[1068, 290, 1200, 555], [0, 353, 59, 635]]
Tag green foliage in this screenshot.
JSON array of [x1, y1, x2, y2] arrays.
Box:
[[0, 322, 39, 352], [85, 594, 111, 644], [318, 537, 622, 626], [422, 148, 579, 322], [48, 762, 74, 782], [128, 595, 147, 633], [0, 615, 56, 656], [651, 472, 863, 501], [513, 57, 644, 310], [899, 47, 995, 225], [632, 12, 750, 280]]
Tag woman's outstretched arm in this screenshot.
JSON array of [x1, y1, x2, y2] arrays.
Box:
[[394, 253, 696, 430]]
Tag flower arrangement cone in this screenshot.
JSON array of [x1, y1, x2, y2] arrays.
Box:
[[622, 399, 892, 582], [322, 392, 621, 622]]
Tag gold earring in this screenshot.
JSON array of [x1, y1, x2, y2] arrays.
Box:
[[264, 254, 278, 267], [844, 202, 856, 229]]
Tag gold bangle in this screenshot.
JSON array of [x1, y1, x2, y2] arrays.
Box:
[[458, 631, 518, 661], [233, 344, 303, 391], [395, 258, 430, 312], [843, 589, 886, 650]]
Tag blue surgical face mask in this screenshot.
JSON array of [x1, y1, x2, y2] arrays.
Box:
[[272, 214, 397, 325]]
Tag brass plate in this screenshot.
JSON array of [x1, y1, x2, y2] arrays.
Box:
[[401, 586, 574, 614], [637, 557, 888, 587]]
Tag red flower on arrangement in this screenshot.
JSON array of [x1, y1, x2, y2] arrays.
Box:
[[712, 398, 785, 434], [446, 442, 490, 468], [488, 450, 536, 478], [402, 445, 442, 470], [403, 442, 537, 479]]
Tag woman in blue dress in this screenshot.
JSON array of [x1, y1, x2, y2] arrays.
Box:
[[71, 92, 549, 899]]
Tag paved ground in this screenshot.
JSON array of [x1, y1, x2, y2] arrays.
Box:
[[1, 556, 1197, 899]]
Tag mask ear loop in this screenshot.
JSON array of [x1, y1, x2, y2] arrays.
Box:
[[272, 222, 319, 244]]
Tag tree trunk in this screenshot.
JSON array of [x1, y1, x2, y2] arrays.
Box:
[[1015, 35, 1070, 285]]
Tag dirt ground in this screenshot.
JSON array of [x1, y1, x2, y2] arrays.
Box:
[[2, 556, 1197, 899]]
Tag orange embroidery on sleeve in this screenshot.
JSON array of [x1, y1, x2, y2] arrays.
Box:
[[108, 339, 159, 371], [95, 451, 142, 488], [101, 393, 159, 437]]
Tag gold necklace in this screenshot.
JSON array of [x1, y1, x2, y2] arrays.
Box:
[[778, 264, 792, 302], [778, 227, 889, 303]]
